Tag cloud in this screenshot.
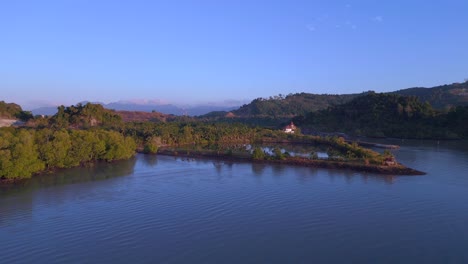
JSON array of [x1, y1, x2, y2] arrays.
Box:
[[345, 21, 357, 30], [306, 24, 316, 31], [372, 16, 384, 22]]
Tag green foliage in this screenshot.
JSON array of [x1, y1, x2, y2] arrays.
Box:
[[124, 122, 260, 147], [296, 93, 468, 139], [143, 136, 160, 154], [15, 111, 34, 121], [0, 127, 136, 180], [0, 129, 45, 179], [198, 93, 368, 127], [232, 93, 363, 117], [0, 101, 33, 121], [392, 81, 468, 110], [37, 129, 72, 168], [252, 147, 266, 160], [272, 147, 285, 160], [50, 103, 123, 129], [97, 130, 136, 162]]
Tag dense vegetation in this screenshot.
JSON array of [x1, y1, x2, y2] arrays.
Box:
[[392, 80, 468, 110], [7, 83, 467, 180], [0, 127, 136, 180], [200, 81, 468, 128], [0, 101, 33, 121], [2, 101, 402, 180], [125, 121, 259, 147], [201, 93, 363, 120], [50, 103, 124, 129], [232, 93, 364, 117], [294, 93, 468, 139]]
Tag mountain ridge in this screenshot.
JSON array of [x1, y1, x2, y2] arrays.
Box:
[[29, 80, 468, 117], [31, 101, 238, 116]]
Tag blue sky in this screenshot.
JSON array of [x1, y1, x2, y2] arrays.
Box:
[[1, 0, 468, 109]]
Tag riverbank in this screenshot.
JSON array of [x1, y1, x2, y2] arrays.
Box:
[[156, 149, 426, 176], [346, 140, 400, 149]]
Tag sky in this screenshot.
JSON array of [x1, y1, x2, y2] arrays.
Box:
[[1, 0, 468, 110]]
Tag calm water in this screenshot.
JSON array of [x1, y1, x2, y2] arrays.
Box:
[[1, 140, 468, 263]]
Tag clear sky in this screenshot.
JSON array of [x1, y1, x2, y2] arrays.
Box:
[[1, 0, 468, 109]]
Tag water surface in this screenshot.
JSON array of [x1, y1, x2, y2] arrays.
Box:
[[1, 140, 468, 263]]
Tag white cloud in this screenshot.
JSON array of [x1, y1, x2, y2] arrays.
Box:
[[373, 16, 384, 22], [306, 24, 316, 31]]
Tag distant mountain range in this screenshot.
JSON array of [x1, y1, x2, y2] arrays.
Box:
[[30, 81, 468, 117], [31, 101, 238, 116]]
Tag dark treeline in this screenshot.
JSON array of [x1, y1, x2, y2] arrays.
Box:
[[293, 92, 468, 139]]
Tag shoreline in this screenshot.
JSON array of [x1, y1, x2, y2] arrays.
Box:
[[156, 149, 426, 176], [0, 145, 426, 185]]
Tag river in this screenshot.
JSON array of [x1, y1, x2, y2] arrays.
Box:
[[1, 140, 468, 263]]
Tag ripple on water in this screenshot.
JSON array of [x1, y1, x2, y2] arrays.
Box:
[[1, 146, 468, 263]]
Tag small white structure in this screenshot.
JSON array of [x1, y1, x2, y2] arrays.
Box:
[[284, 122, 297, 134]]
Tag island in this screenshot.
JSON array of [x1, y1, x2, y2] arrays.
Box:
[[1, 102, 426, 184]]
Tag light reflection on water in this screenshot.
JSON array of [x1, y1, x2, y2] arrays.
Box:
[[1, 140, 468, 263]]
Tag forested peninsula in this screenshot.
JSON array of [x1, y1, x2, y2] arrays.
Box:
[[0, 101, 424, 182]]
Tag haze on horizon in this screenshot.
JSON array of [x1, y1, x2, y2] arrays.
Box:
[[2, 0, 468, 110]]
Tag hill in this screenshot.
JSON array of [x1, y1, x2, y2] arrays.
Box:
[[392, 81, 468, 109], [294, 92, 468, 139], [0, 101, 33, 121], [202, 81, 468, 120], [32, 101, 238, 116], [47, 103, 124, 129], [230, 93, 364, 117]]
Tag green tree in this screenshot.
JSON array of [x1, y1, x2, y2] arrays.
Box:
[[2, 130, 45, 179], [272, 147, 285, 160], [144, 136, 160, 154], [252, 147, 265, 160]]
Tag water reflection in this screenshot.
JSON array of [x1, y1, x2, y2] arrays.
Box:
[[212, 160, 223, 174], [271, 164, 286, 176], [251, 163, 267, 176], [2, 141, 468, 263], [0, 158, 137, 227], [142, 154, 158, 167], [0, 158, 137, 197]]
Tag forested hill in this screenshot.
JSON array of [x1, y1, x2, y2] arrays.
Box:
[[294, 92, 468, 139], [0, 101, 33, 121], [46, 103, 124, 128], [223, 92, 365, 117], [392, 81, 468, 109], [201, 81, 468, 120]]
